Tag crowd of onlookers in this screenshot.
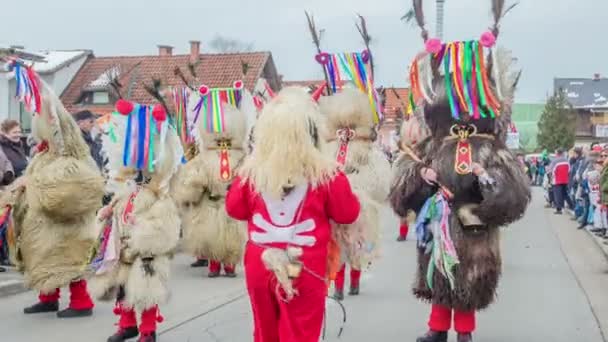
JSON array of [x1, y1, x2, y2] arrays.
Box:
[[0, 110, 104, 273], [531, 144, 608, 245]]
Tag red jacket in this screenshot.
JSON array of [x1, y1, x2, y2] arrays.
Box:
[[225, 172, 360, 276], [549, 156, 570, 185]]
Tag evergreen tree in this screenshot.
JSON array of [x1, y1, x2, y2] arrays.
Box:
[[537, 90, 576, 152]]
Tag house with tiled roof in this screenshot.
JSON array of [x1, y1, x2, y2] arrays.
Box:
[[61, 41, 281, 116], [555, 74, 608, 142], [0, 47, 91, 130], [378, 87, 409, 151]]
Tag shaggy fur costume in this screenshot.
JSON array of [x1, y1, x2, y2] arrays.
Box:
[[319, 88, 390, 270], [89, 116, 181, 311], [1, 81, 104, 294], [172, 102, 246, 265], [389, 48, 530, 312]]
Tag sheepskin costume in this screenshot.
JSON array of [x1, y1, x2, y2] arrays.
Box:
[[319, 88, 390, 296], [172, 84, 248, 276], [89, 101, 182, 340], [1, 74, 104, 295], [389, 1, 530, 340]]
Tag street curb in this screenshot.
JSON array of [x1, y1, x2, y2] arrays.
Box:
[[0, 279, 27, 298], [585, 230, 608, 262]]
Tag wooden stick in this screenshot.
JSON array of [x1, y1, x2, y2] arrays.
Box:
[[305, 11, 331, 95], [401, 144, 454, 199]]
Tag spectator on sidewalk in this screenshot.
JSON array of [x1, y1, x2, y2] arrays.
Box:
[[578, 146, 601, 229], [74, 110, 103, 170], [599, 148, 608, 243], [549, 148, 573, 215], [0, 120, 29, 270], [0, 120, 28, 184], [587, 150, 606, 235]]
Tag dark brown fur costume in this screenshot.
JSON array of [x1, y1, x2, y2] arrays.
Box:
[[389, 80, 531, 312]]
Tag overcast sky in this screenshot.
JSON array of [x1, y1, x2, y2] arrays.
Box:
[[1, 0, 605, 103]]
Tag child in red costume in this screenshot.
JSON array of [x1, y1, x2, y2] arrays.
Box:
[[225, 87, 360, 342]]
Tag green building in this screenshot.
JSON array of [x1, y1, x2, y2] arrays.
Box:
[[512, 103, 544, 152]]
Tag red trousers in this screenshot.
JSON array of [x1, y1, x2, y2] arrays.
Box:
[[114, 302, 163, 334], [38, 279, 94, 310], [209, 260, 235, 274], [245, 247, 326, 342], [399, 223, 409, 238], [428, 304, 475, 333], [334, 264, 361, 292]]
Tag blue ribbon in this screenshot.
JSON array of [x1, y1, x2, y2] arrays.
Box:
[[136, 105, 147, 169]]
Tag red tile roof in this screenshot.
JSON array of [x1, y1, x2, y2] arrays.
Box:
[[383, 87, 409, 119], [62, 52, 275, 115]]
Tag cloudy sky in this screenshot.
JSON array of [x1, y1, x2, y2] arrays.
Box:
[[1, 0, 605, 103]]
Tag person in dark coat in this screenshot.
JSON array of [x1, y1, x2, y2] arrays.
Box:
[[74, 110, 104, 170], [0, 119, 29, 271]]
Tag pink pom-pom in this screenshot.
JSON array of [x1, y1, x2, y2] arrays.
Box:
[[199, 85, 210, 96], [152, 104, 167, 122], [425, 38, 443, 54], [315, 52, 330, 65], [480, 31, 496, 48], [116, 99, 134, 116], [361, 50, 371, 63], [233, 80, 244, 90]]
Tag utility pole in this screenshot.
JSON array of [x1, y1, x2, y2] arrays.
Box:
[[436, 0, 446, 40]]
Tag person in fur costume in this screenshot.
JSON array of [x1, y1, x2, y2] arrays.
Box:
[[172, 82, 247, 278], [225, 87, 360, 342], [90, 95, 182, 342], [395, 110, 430, 242], [318, 87, 390, 300], [0, 60, 104, 318], [390, 2, 530, 342]]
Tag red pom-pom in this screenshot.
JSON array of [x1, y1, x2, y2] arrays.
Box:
[[116, 99, 134, 115], [199, 85, 210, 96], [156, 314, 164, 323], [113, 306, 122, 315], [233, 80, 244, 90], [152, 104, 166, 122]]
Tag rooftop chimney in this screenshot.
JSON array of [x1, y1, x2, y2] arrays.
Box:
[[594, 73, 601, 81], [158, 45, 173, 57], [189, 40, 201, 63]]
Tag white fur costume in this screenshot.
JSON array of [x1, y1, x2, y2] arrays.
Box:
[[90, 113, 181, 312], [319, 88, 391, 270], [172, 92, 247, 267]]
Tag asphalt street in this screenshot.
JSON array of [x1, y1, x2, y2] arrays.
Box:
[[0, 188, 607, 342]]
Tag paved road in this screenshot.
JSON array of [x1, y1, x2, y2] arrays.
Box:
[[0, 188, 607, 342]]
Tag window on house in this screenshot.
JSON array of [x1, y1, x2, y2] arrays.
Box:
[[92, 91, 110, 104], [78, 91, 111, 105]]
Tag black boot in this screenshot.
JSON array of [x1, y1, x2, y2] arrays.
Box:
[[397, 235, 407, 242], [416, 331, 448, 342], [138, 332, 156, 342], [348, 286, 360, 296], [56, 307, 93, 318], [333, 290, 344, 301], [23, 301, 59, 314], [457, 333, 473, 342], [208, 271, 221, 278], [190, 259, 208, 268], [224, 271, 237, 278], [107, 327, 139, 342]]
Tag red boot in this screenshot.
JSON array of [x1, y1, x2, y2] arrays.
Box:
[[107, 303, 139, 342], [224, 264, 237, 278], [208, 260, 221, 278], [348, 269, 361, 295], [57, 279, 94, 318], [24, 289, 60, 314], [397, 222, 409, 241], [333, 264, 346, 300], [139, 306, 162, 342]]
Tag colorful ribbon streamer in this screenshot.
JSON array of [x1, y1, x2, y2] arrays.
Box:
[[192, 88, 242, 133], [409, 40, 501, 120], [121, 104, 170, 173], [172, 87, 192, 144], [320, 52, 383, 124], [11, 62, 42, 114]]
